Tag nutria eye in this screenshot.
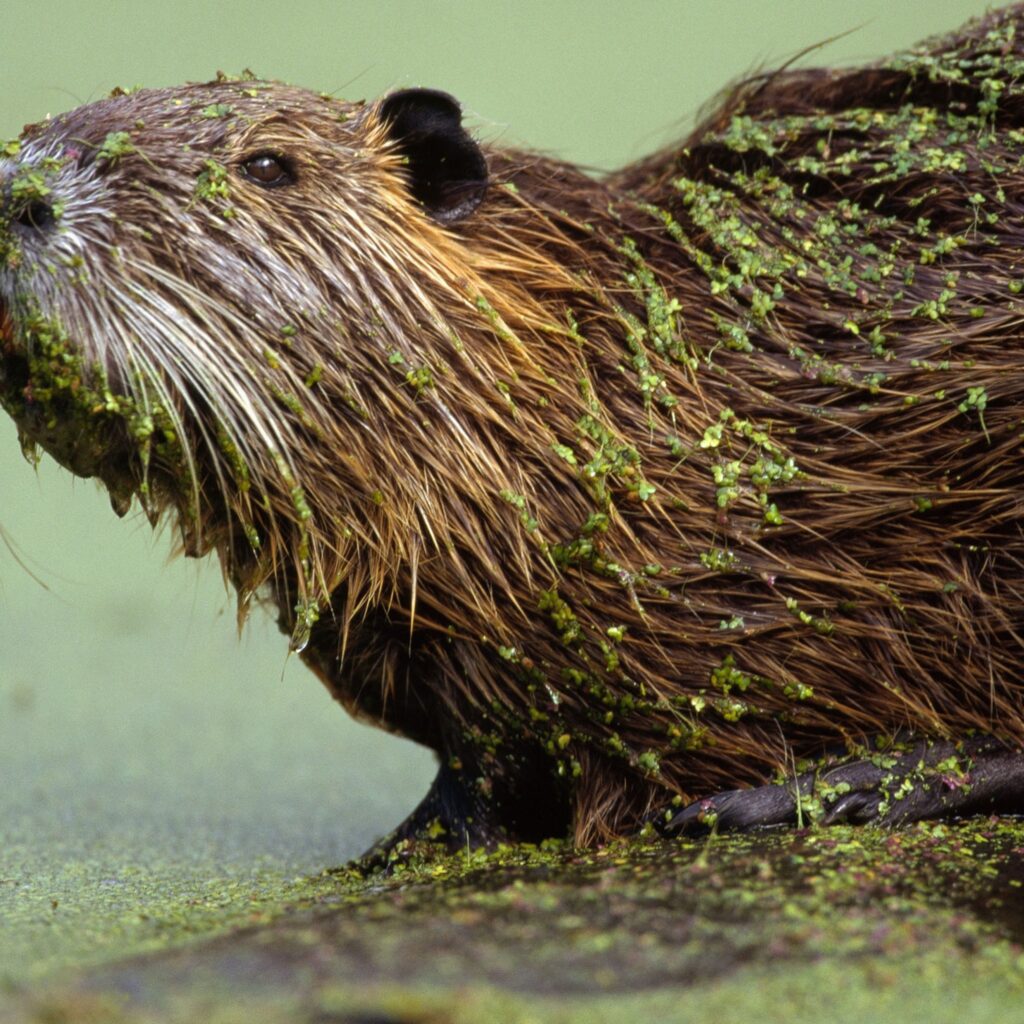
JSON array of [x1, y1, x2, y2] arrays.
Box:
[[240, 153, 294, 188]]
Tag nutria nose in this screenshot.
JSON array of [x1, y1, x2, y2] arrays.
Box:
[[0, 163, 59, 234], [11, 198, 56, 232]]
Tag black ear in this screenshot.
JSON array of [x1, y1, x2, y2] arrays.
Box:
[[379, 88, 487, 223]]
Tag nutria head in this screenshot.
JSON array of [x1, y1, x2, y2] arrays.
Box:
[[0, 77, 558, 644]]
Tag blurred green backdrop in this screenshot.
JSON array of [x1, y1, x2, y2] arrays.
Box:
[[0, 0, 995, 903]]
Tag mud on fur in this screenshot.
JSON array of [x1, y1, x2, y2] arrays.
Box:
[[3, 5, 1024, 857]]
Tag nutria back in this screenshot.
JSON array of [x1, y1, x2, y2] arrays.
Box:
[[2, 6, 1024, 850]]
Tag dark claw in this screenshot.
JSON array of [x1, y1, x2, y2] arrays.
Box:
[[657, 779, 810, 836], [822, 789, 879, 825]]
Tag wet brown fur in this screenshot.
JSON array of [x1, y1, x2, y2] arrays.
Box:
[[3, 7, 1024, 846]]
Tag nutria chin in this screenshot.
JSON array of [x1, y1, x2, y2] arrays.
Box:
[[3, 5, 1024, 856]]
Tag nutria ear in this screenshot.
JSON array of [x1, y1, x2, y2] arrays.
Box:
[[379, 88, 487, 223]]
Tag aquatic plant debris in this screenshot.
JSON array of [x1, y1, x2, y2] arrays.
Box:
[[3, 820, 1024, 1023]]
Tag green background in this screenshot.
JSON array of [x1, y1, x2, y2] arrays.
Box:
[[0, 0, 995, 959]]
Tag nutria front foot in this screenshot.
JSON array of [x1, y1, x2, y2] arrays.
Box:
[[356, 760, 522, 873], [657, 737, 1024, 837], [357, 750, 573, 873]]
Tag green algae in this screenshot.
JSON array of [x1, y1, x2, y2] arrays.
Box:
[[8, 959, 1024, 1024], [0, 307, 195, 525], [96, 132, 135, 166], [404, 364, 435, 395], [5, 818, 1024, 1024], [198, 103, 234, 120], [0, 856, 344, 985], [958, 383, 990, 439], [192, 159, 235, 217]]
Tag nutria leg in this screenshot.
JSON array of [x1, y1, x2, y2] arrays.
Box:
[[658, 738, 1024, 837], [358, 752, 571, 871], [357, 761, 506, 870]]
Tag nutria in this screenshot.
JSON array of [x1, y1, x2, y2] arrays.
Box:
[[3, 5, 1024, 855]]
